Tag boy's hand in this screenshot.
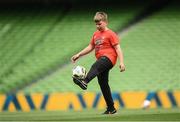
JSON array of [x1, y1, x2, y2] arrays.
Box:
[[119, 63, 125, 72], [71, 54, 80, 63]]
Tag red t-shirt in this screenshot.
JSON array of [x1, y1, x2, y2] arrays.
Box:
[[90, 29, 119, 66]]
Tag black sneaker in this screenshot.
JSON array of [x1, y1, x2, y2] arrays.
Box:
[[103, 108, 117, 114], [73, 76, 87, 90]]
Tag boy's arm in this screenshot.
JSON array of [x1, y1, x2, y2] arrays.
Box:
[[114, 44, 125, 72], [71, 44, 94, 63]]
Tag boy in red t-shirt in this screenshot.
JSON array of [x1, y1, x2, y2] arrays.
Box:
[[71, 12, 125, 114]]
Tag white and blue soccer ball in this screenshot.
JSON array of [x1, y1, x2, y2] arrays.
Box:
[[72, 65, 87, 79]]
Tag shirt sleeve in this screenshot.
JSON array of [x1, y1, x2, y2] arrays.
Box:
[[110, 31, 119, 46], [90, 34, 95, 46]]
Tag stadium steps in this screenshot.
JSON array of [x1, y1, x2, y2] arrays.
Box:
[[19, 5, 145, 93]]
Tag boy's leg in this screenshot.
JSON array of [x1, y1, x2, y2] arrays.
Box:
[[73, 56, 112, 90], [97, 70, 116, 113]]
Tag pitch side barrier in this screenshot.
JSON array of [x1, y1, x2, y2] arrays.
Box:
[[0, 91, 179, 112]]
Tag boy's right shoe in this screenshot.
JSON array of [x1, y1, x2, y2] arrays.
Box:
[[72, 76, 87, 90], [103, 108, 117, 114]]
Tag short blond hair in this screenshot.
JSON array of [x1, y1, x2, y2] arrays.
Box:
[[94, 12, 108, 23]]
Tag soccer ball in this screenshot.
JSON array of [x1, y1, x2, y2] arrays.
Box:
[[72, 65, 87, 79]]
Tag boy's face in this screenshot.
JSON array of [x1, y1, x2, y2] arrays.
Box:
[[95, 21, 107, 31]]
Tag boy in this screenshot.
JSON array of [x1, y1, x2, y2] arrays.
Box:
[[71, 12, 125, 114]]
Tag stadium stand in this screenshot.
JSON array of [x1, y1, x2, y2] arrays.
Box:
[[1, 2, 179, 94]]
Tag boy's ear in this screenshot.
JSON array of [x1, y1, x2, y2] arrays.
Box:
[[103, 20, 108, 24]]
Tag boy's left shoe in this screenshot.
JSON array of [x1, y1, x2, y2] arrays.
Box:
[[103, 108, 117, 114]]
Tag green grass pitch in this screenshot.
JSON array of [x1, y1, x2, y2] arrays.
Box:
[[0, 108, 180, 121]]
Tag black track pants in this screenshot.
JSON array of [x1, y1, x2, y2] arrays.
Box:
[[85, 56, 114, 109]]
